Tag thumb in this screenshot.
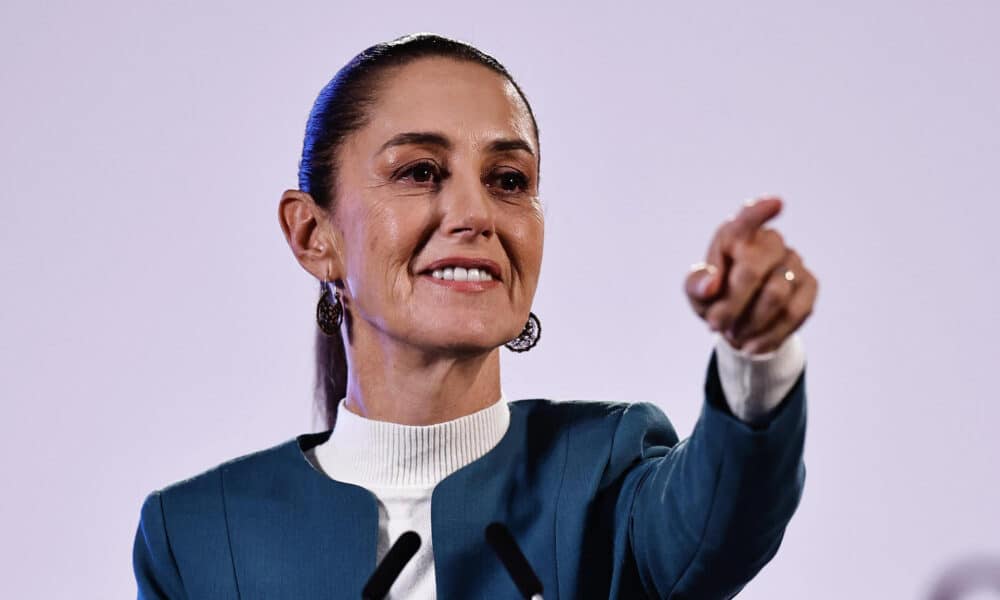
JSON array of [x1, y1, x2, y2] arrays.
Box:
[[685, 262, 721, 301]]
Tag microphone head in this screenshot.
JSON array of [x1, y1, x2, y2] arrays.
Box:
[[362, 531, 421, 600], [485, 522, 543, 598]]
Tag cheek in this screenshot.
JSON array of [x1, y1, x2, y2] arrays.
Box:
[[342, 200, 425, 294], [509, 206, 545, 283], [522, 203, 545, 254]]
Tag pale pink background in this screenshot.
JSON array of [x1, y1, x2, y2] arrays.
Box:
[[2, 1, 998, 598]]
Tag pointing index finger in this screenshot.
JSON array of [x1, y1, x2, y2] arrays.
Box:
[[729, 196, 783, 239], [700, 196, 785, 299]]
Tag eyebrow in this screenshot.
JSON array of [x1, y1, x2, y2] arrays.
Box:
[[376, 132, 451, 156], [486, 138, 535, 156], [375, 131, 535, 157]]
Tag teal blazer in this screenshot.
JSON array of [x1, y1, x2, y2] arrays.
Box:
[[133, 353, 806, 599]]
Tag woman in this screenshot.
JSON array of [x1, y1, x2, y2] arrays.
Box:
[[133, 34, 817, 599]]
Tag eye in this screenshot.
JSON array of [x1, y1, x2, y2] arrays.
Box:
[[488, 169, 530, 194], [396, 161, 444, 185]]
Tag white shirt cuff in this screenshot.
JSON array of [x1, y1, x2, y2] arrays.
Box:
[[714, 333, 806, 425]]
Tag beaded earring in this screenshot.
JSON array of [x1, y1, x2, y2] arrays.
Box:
[[505, 312, 541, 353], [316, 281, 343, 335]]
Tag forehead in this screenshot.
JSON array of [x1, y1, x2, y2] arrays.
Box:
[[360, 57, 536, 153]]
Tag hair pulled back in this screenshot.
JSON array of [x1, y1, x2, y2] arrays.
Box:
[[299, 33, 539, 429]]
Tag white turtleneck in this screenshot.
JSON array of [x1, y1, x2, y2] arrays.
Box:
[[306, 333, 805, 598]]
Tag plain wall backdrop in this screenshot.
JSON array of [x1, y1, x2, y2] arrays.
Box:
[[2, 1, 997, 597]]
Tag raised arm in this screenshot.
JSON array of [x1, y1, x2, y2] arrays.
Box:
[[609, 196, 818, 596], [610, 352, 807, 598]]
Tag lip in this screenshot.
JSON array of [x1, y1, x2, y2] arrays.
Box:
[[420, 275, 501, 292], [419, 257, 502, 280]]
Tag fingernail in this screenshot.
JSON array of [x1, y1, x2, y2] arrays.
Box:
[[697, 274, 714, 297], [691, 263, 717, 297], [745, 194, 779, 208], [689, 261, 716, 274]]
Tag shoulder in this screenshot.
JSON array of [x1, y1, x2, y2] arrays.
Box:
[[135, 437, 311, 593], [505, 399, 680, 493], [148, 434, 310, 514], [509, 397, 635, 421], [508, 398, 679, 454], [510, 398, 674, 432]]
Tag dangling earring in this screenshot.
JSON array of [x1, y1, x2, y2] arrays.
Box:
[[505, 312, 541, 353], [316, 280, 343, 335]]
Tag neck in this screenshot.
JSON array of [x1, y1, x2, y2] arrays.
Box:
[[342, 324, 502, 426]]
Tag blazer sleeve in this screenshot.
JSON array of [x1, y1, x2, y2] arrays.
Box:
[[133, 490, 189, 600], [610, 349, 807, 599]]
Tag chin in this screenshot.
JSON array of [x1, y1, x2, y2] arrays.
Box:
[[413, 323, 512, 355], [404, 302, 523, 353]]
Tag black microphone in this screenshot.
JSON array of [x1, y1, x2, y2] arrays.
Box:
[[361, 531, 421, 600], [485, 522, 544, 600]]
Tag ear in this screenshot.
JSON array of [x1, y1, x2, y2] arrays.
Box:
[[278, 189, 343, 282]]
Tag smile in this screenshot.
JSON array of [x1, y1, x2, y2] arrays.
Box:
[[418, 257, 503, 288], [429, 267, 494, 282]]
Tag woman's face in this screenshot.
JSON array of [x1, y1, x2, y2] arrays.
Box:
[[328, 57, 543, 355]]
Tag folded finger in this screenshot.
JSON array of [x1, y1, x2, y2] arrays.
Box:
[[731, 252, 803, 341], [742, 274, 818, 354], [705, 230, 788, 332]]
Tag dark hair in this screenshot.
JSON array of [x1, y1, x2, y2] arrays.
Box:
[[298, 33, 540, 429]]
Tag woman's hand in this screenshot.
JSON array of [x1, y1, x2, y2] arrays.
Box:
[[684, 196, 818, 354]]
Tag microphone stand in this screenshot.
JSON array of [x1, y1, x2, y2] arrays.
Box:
[[361, 531, 421, 600], [485, 522, 545, 600]]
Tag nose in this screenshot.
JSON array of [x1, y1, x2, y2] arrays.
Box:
[[438, 170, 494, 241]]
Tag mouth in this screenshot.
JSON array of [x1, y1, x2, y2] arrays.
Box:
[[418, 257, 503, 290]]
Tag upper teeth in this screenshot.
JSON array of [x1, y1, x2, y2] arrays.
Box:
[[430, 267, 494, 282]]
